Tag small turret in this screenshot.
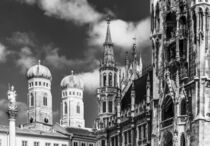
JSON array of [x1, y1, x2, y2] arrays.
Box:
[[131, 81, 135, 118]]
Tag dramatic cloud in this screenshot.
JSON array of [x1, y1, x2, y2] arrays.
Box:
[[44, 46, 99, 70], [7, 32, 36, 47], [77, 69, 99, 92], [19, 0, 103, 24], [0, 43, 10, 63], [88, 17, 151, 49], [16, 47, 36, 73]]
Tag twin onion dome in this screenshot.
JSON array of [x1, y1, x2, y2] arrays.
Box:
[[26, 60, 52, 80], [60, 70, 84, 90], [26, 60, 84, 89]]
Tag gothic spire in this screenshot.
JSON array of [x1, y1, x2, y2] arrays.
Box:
[[102, 16, 115, 67], [104, 16, 113, 46]]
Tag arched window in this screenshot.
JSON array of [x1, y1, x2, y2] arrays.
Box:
[[43, 93, 47, 106], [199, 8, 204, 31], [163, 131, 173, 146], [77, 103, 80, 114], [180, 99, 186, 115], [43, 97, 47, 106], [108, 101, 113, 113], [109, 72, 112, 86], [162, 96, 174, 127], [31, 93, 34, 106], [206, 8, 209, 32], [165, 12, 177, 40], [193, 10, 197, 44], [181, 133, 186, 146], [103, 73, 107, 86], [64, 102, 67, 114]]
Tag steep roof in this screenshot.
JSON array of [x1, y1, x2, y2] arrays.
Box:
[[0, 125, 69, 139], [121, 70, 153, 110]]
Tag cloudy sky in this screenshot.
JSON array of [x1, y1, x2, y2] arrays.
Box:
[[0, 0, 151, 127]]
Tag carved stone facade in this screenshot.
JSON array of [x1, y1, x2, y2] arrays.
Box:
[[151, 0, 210, 146]]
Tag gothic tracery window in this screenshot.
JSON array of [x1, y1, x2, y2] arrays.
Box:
[[180, 99, 187, 115], [162, 96, 174, 127]]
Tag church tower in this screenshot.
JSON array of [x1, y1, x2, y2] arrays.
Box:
[[150, 0, 210, 146], [95, 18, 118, 130], [25, 60, 52, 131], [60, 71, 85, 128]]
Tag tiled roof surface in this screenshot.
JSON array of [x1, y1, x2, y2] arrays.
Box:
[[121, 70, 153, 110], [0, 125, 69, 138], [65, 127, 95, 137]]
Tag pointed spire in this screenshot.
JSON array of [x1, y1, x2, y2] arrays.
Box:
[[104, 16, 113, 46], [132, 37, 137, 62]]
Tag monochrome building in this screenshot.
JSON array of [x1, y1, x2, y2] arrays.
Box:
[[0, 61, 96, 146], [2, 0, 210, 145], [150, 0, 210, 146]]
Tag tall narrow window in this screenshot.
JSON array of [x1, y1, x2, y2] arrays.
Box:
[[180, 99, 186, 115], [101, 140, 105, 146], [108, 101, 113, 113], [103, 73, 107, 86], [31, 93, 34, 106], [128, 130, 131, 144], [206, 8, 209, 32], [109, 72, 112, 86], [64, 102, 68, 114], [43, 94, 47, 106], [124, 132, 127, 144], [77, 102, 80, 114], [103, 102, 106, 113], [199, 8, 204, 31], [114, 73, 117, 87], [138, 126, 141, 140], [22, 141, 28, 146]]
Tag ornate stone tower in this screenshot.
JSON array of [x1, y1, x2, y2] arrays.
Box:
[[60, 71, 85, 128], [150, 0, 210, 146], [25, 60, 53, 131], [95, 18, 119, 130]]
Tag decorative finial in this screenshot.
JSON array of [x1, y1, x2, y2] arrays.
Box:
[[71, 70, 74, 75], [133, 37, 137, 47], [11, 85, 14, 91], [38, 60, 41, 65], [106, 15, 111, 24]]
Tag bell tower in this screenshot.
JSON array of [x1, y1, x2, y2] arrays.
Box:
[[25, 60, 53, 131], [95, 18, 119, 130], [60, 70, 85, 128]]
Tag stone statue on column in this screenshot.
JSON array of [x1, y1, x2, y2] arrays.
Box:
[[7, 85, 18, 146]]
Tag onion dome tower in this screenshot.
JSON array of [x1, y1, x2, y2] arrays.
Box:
[[25, 60, 53, 131], [60, 70, 85, 128]]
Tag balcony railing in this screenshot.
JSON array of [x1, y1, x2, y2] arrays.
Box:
[[161, 117, 173, 128], [97, 87, 118, 95]]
